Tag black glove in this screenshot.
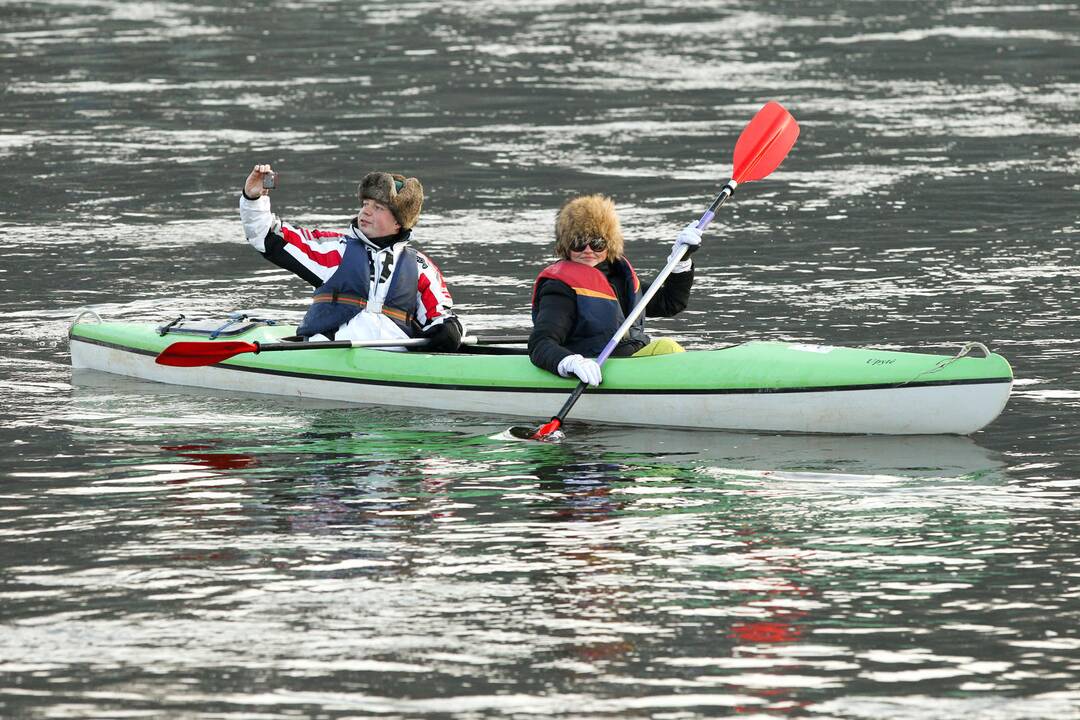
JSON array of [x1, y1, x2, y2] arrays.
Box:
[[419, 317, 463, 352]]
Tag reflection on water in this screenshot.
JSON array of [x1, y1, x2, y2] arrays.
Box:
[[2, 0, 1079, 716], [6, 375, 1071, 716]]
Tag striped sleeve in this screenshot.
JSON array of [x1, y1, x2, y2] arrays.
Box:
[[413, 250, 455, 328], [239, 195, 345, 288]]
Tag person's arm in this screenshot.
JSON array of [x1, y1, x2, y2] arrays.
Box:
[[238, 164, 344, 288], [643, 263, 693, 317], [413, 250, 455, 328], [240, 163, 277, 245], [528, 279, 578, 374], [414, 250, 463, 351], [529, 280, 604, 386], [642, 223, 700, 317]]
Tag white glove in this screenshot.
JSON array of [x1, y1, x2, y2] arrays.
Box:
[[667, 222, 702, 273], [557, 354, 603, 386]]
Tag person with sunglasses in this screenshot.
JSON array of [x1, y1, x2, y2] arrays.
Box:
[[239, 164, 463, 352], [528, 194, 701, 386]]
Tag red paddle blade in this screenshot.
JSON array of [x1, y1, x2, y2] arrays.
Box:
[[155, 341, 258, 367], [732, 101, 800, 184], [531, 418, 563, 440]]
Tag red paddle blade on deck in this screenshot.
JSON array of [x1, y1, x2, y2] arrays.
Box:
[[732, 101, 800, 184], [155, 341, 259, 367]]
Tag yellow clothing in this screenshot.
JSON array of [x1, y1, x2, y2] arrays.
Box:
[[631, 338, 685, 357]]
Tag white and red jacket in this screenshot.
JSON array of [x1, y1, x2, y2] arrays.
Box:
[[239, 194, 457, 342]]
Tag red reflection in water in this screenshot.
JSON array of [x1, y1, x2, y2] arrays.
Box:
[[729, 620, 803, 644], [161, 444, 256, 470], [575, 640, 635, 662], [179, 453, 256, 470]]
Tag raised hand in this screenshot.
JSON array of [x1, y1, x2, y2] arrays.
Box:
[[243, 163, 274, 199]]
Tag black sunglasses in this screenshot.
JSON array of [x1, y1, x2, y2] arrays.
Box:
[[569, 236, 607, 253]]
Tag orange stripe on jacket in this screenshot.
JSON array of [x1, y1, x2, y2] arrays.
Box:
[[531, 259, 640, 304], [311, 293, 412, 323], [573, 286, 617, 301]]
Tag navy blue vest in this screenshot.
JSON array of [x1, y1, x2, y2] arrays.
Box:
[[531, 258, 649, 357], [297, 237, 420, 339]]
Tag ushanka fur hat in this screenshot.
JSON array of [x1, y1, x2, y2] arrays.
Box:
[[554, 194, 625, 262], [357, 172, 424, 229]]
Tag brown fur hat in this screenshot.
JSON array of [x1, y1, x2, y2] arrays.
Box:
[[357, 172, 424, 229], [554, 194, 624, 262]]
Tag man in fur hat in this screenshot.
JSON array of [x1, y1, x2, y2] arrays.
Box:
[[239, 164, 463, 351], [528, 194, 700, 386]]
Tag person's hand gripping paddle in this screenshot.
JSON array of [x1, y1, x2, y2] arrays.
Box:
[[506, 100, 800, 441]]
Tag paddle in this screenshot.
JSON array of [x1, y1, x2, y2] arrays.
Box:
[[510, 100, 800, 441], [155, 334, 530, 367]]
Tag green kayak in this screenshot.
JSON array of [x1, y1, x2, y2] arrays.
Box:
[[68, 313, 1013, 435]]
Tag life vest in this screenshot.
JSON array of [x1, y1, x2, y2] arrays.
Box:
[[297, 237, 420, 339], [531, 258, 649, 357]]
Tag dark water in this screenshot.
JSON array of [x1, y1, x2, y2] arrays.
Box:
[[3, 1, 1079, 717]]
